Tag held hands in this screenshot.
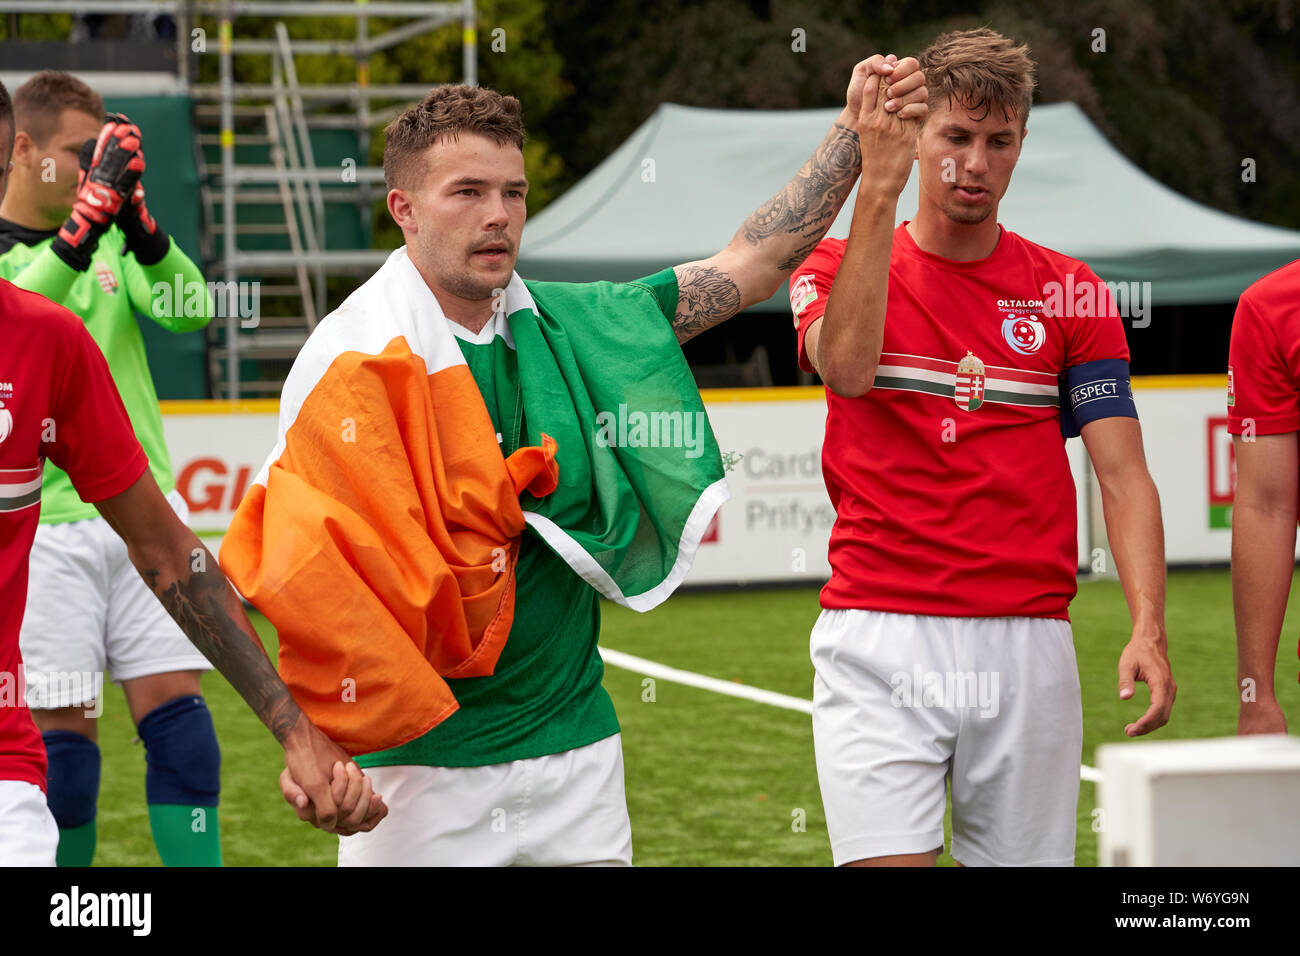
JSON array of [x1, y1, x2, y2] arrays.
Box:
[[845, 54, 927, 121], [280, 719, 388, 836], [847, 54, 927, 200]]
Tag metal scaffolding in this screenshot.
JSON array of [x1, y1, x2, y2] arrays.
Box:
[[207, 0, 476, 398], [0, 0, 478, 398]]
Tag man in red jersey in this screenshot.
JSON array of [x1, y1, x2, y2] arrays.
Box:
[[790, 28, 1175, 867], [0, 80, 383, 865], [1227, 257, 1300, 735]]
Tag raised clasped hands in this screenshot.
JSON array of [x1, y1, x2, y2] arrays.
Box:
[[847, 53, 927, 199]]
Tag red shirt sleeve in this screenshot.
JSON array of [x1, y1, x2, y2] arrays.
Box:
[[1063, 263, 1131, 368], [45, 314, 149, 503], [1227, 286, 1299, 436], [790, 239, 845, 374]]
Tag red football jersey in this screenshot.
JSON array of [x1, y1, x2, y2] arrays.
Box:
[[1225, 258, 1300, 673], [0, 278, 148, 791], [1227, 258, 1300, 437], [792, 224, 1130, 619]]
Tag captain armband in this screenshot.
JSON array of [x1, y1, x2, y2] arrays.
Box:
[[1058, 358, 1137, 439]]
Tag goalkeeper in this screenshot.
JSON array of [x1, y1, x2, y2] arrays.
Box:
[[0, 71, 222, 866]]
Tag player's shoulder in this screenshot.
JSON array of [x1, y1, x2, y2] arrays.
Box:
[[1239, 257, 1300, 314], [789, 238, 847, 286], [1000, 228, 1097, 279], [0, 277, 85, 348], [288, 301, 365, 380], [528, 273, 668, 312], [807, 237, 847, 268], [299, 251, 409, 357], [814, 237, 848, 255], [279, 253, 436, 398], [623, 266, 674, 286]]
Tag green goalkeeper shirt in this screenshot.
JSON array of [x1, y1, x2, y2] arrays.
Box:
[[0, 220, 212, 523], [355, 267, 680, 768]]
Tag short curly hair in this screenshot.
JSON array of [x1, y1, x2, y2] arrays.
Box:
[[918, 28, 1036, 128], [383, 84, 525, 191]]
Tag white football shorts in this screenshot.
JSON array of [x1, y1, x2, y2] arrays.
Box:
[[338, 733, 634, 866], [0, 780, 58, 866], [810, 609, 1083, 867], [20, 489, 214, 709]]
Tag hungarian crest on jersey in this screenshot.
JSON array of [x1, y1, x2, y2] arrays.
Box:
[[954, 351, 986, 412], [95, 263, 118, 295]]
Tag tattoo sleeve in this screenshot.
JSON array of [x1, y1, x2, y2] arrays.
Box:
[[740, 121, 862, 255], [142, 552, 303, 745], [672, 122, 862, 343]]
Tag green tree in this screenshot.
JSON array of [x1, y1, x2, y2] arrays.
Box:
[[539, 0, 1299, 230]]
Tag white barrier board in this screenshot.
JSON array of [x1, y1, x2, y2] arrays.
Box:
[[161, 378, 1272, 580]]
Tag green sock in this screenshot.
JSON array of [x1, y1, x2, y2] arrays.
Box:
[[55, 820, 97, 867], [147, 804, 223, 867]]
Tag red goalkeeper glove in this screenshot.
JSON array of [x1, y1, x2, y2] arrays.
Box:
[[52, 115, 144, 272]]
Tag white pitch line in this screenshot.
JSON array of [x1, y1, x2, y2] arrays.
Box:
[[599, 646, 1103, 784], [600, 647, 814, 714]]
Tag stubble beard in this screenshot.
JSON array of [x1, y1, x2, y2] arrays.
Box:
[[942, 197, 993, 225], [440, 267, 501, 302], [418, 231, 512, 303]]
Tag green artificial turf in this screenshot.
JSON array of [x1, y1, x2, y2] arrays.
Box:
[[87, 569, 1300, 866]]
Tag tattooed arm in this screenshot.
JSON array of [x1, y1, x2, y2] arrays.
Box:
[[93, 469, 387, 836], [671, 54, 927, 344]]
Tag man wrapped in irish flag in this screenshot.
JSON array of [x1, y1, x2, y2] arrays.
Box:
[[221, 67, 929, 865]]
